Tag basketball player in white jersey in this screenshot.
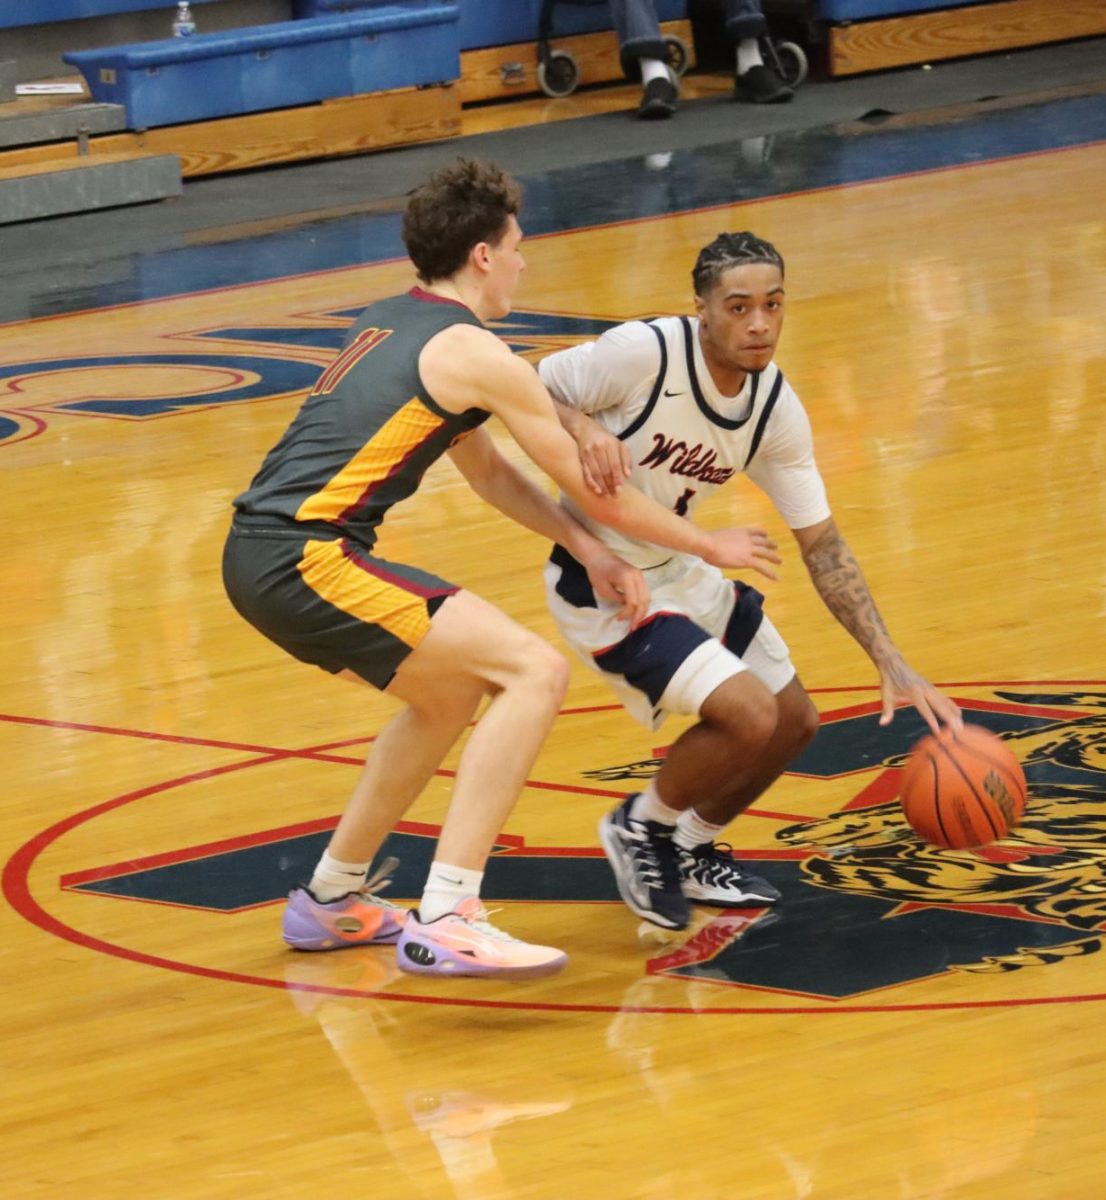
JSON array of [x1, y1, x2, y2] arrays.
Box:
[[539, 232, 963, 930]]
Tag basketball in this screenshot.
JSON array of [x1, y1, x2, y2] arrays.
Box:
[[899, 724, 1027, 849]]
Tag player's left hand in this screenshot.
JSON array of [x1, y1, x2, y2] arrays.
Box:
[[877, 657, 963, 735], [580, 546, 649, 625]]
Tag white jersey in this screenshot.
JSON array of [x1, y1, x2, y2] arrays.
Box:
[[539, 316, 831, 568]]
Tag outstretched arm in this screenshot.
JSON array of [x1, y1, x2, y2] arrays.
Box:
[[422, 325, 781, 577], [793, 516, 962, 734], [447, 426, 649, 625]]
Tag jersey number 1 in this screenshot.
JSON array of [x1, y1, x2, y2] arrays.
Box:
[[673, 487, 696, 517]]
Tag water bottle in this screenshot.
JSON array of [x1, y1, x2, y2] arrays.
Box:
[[171, 1, 197, 37]]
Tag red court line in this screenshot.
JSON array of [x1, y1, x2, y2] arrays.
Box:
[[805, 681, 1106, 692], [9, 682, 1106, 1015], [0, 410, 47, 446], [10, 786, 1106, 1015], [0, 711, 357, 759]]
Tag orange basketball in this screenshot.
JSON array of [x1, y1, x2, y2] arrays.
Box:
[[899, 723, 1027, 849]]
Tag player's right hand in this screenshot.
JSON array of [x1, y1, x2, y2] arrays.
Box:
[[703, 527, 782, 578], [576, 418, 632, 496], [580, 544, 650, 626]]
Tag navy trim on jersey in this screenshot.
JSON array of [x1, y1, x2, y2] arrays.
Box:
[[549, 543, 597, 609], [722, 581, 766, 655], [743, 370, 785, 468], [681, 316, 755, 432], [618, 322, 667, 442], [593, 614, 713, 706]]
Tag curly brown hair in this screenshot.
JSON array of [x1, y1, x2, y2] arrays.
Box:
[[402, 159, 523, 284]]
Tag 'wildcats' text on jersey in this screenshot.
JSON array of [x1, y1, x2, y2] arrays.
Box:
[[539, 315, 830, 569]]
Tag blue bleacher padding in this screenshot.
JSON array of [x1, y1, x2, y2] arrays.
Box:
[[62, 6, 459, 129], [817, 0, 990, 19], [0, 0, 219, 30], [293, 0, 685, 49]]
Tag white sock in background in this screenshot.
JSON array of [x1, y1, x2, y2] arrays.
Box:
[[639, 57, 670, 87], [736, 37, 764, 76]]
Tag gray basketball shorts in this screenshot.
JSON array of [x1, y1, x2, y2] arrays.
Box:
[[222, 521, 459, 691]]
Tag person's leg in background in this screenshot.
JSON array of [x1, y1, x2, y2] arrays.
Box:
[[608, 0, 678, 118], [725, 0, 793, 103]]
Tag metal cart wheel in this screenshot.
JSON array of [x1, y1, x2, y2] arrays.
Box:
[[773, 40, 809, 88], [537, 49, 579, 97], [663, 35, 689, 78]]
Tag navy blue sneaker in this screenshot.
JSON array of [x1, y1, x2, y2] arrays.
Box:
[[599, 796, 690, 929], [678, 842, 782, 906]]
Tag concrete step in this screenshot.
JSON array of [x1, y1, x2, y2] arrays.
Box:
[[0, 101, 127, 149], [0, 150, 181, 224]]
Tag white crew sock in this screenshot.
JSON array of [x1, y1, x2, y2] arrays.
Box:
[[629, 781, 682, 827], [309, 851, 370, 902], [639, 57, 670, 87], [419, 861, 484, 923], [674, 809, 727, 852], [736, 37, 763, 76]]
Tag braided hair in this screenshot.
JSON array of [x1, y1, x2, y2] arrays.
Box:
[[692, 232, 784, 297]]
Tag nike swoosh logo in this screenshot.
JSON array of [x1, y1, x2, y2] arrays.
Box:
[[663, 388, 684, 397], [439, 876, 463, 885]]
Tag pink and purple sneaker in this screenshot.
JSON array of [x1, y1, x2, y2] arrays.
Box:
[[397, 898, 567, 980], [282, 885, 407, 951]]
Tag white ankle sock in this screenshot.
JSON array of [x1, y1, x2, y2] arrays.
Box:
[[309, 851, 370, 902], [675, 809, 727, 852], [629, 782, 682, 827], [639, 57, 669, 87], [419, 862, 484, 923], [736, 38, 763, 76]]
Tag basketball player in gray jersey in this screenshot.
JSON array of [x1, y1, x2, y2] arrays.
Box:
[[539, 231, 963, 931], [223, 165, 782, 979]]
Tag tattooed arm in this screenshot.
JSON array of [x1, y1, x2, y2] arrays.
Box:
[[793, 517, 962, 734]]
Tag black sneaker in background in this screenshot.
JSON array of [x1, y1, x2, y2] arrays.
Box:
[[734, 64, 794, 105], [638, 76, 678, 120], [599, 795, 690, 929]]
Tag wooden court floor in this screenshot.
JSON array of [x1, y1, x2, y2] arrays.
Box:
[[2, 100, 1106, 1198]]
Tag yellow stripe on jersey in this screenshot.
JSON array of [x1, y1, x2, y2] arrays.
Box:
[[297, 539, 433, 649], [296, 395, 443, 525]]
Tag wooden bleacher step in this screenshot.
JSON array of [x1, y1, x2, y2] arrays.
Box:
[[825, 0, 1106, 76], [0, 150, 181, 225]]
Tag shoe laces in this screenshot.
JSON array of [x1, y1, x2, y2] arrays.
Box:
[[354, 856, 406, 912], [623, 816, 682, 891], [683, 842, 743, 884], [456, 902, 521, 943]]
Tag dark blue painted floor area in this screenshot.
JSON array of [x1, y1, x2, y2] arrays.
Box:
[[8, 88, 1106, 322]]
